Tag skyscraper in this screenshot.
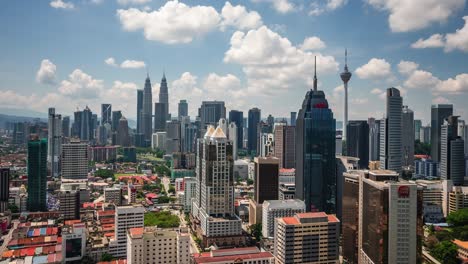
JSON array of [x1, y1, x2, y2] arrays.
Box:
[[0, 168, 10, 213], [379, 87, 403, 173], [61, 140, 88, 181], [295, 58, 336, 213], [142, 74, 153, 143], [165, 120, 181, 154], [254, 157, 279, 203], [414, 119, 422, 141], [228, 122, 238, 160], [402, 106, 415, 167], [111, 110, 122, 132], [101, 104, 112, 125], [159, 73, 169, 120], [248, 108, 261, 153], [340, 49, 352, 141], [347, 120, 369, 169], [368, 118, 381, 162], [81, 106, 93, 141], [198, 101, 226, 129], [441, 116, 465, 186], [154, 102, 167, 132], [191, 126, 243, 247], [178, 99, 188, 119], [48, 108, 62, 178], [117, 116, 130, 147], [228, 110, 243, 149], [290, 112, 297, 126], [431, 104, 453, 162], [136, 89, 143, 134], [62, 116, 70, 138], [274, 125, 295, 169], [27, 137, 48, 212]]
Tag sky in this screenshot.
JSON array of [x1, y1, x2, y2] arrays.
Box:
[[1, 0, 468, 125]]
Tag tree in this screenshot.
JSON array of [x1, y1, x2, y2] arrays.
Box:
[[430, 241, 458, 264], [168, 185, 175, 194], [247, 178, 254, 185], [248, 223, 262, 241], [447, 208, 468, 227], [144, 211, 180, 228], [8, 204, 19, 214], [100, 253, 114, 262], [94, 169, 115, 181], [414, 140, 431, 155]]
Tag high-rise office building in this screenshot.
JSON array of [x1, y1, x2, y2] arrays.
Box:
[[154, 102, 168, 132], [431, 104, 453, 162], [111, 110, 122, 132], [178, 99, 188, 119], [254, 157, 279, 203], [274, 125, 296, 169], [101, 104, 112, 125], [295, 59, 336, 213], [142, 74, 153, 143], [248, 108, 261, 153], [228, 122, 238, 160], [340, 49, 352, 141], [166, 120, 181, 154], [228, 110, 244, 149], [441, 116, 465, 186], [61, 140, 88, 181], [420, 125, 431, 144], [58, 190, 80, 220], [218, 118, 228, 135], [342, 171, 360, 264], [347, 120, 369, 169], [266, 114, 275, 133], [262, 199, 305, 238], [48, 108, 62, 178], [0, 168, 10, 213], [402, 106, 415, 167], [109, 205, 145, 258], [27, 137, 48, 212], [159, 73, 169, 120], [117, 116, 130, 147], [183, 124, 197, 153], [198, 101, 226, 129], [290, 112, 297, 126], [414, 119, 422, 141], [62, 116, 70, 138], [379, 87, 403, 173], [274, 212, 340, 264], [81, 106, 93, 141], [136, 89, 143, 134], [258, 133, 274, 157], [191, 126, 244, 248]]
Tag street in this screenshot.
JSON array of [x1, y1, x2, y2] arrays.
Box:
[[162, 176, 171, 194]]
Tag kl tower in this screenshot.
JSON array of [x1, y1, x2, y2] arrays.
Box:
[[340, 49, 352, 142]]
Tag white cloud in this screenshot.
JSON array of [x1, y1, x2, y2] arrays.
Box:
[[50, 0, 75, 9], [220, 2, 263, 31], [351, 98, 369, 105], [371, 88, 383, 94], [120, 60, 146, 69], [117, 0, 151, 5], [105, 57, 118, 67], [355, 58, 392, 80], [58, 69, 104, 99], [300, 36, 326, 50], [404, 70, 440, 89], [36, 59, 57, 85], [445, 16, 468, 52], [432, 96, 450, 104], [224, 26, 338, 95], [309, 0, 348, 16], [203, 73, 242, 93], [117, 1, 221, 44], [251, 0, 295, 14], [365, 0, 465, 32], [435, 73, 468, 94], [397, 60, 419, 75], [411, 34, 445, 49]]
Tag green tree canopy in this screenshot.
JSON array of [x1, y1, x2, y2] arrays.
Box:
[[94, 169, 115, 181], [430, 241, 458, 264], [447, 208, 468, 227]]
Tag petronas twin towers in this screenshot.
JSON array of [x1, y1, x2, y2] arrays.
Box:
[[140, 73, 169, 145]]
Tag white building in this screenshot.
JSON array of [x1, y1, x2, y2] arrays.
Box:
[[262, 199, 305, 238], [61, 140, 88, 181], [104, 186, 122, 206], [183, 177, 196, 213], [228, 122, 238, 160], [233, 159, 249, 180], [109, 204, 145, 258], [259, 133, 274, 157], [443, 180, 468, 217], [62, 222, 86, 263], [127, 226, 190, 264], [278, 168, 295, 184], [152, 132, 167, 151]]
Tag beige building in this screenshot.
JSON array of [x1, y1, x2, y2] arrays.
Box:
[[274, 212, 340, 264], [192, 247, 274, 264], [453, 239, 468, 260], [127, 226, 190, 264], [443, 180, 468, 216]]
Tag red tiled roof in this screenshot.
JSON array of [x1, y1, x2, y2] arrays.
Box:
[[193, 252, 274, 263], [282, 217, 299, 225], [128, 227, 144, 238], [296, 212, 327, 219]]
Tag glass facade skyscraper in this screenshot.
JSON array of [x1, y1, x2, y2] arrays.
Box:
[[27, 137, 48, 212], [431, 104, 453, 162]]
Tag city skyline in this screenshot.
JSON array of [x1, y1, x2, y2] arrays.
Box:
[[1, 1, 468, 124]]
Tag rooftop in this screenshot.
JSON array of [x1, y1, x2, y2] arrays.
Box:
[[193, 247, 274, 263], [453, 239, 468, 250]]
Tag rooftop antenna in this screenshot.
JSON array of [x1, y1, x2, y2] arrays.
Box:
[[313, 56, 318, 92]]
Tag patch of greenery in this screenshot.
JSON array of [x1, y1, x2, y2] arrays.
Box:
[[415, 140, 431, 155], [249, 223, 262, 241], [94, 169, 115, 181], [430, 241, 458, 264], [247, 178, 254, 185], [144, 211, 180, 228]]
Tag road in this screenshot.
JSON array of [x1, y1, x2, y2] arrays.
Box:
[[162, 176, 171, 194], [0, 220, 19, 256]]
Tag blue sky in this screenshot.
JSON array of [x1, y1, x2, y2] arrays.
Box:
[[1, 0, 468, 125]]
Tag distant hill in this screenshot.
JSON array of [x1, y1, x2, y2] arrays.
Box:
[[0, 108, 47, 119]]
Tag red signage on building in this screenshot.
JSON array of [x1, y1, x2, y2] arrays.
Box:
[[398, 186, 410, 198]]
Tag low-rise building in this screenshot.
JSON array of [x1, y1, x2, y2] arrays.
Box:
[[262, 199, 305, 238], [278, 168, 295, 184], [278, 183, 295, 200], [192, 247, 275, 264], [104, 187, 122, 206]]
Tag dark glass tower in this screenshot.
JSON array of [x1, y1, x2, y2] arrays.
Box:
[[229, 110, 244, 149], [295, 58, 336, 213], [431, 104, 453, 162], [101, 104, 112, 125], [248, 108, 261, 153], [159, 73, 169, 120], [27, 137, 48, 212], [0, 168, 10, 213], [178, 99, 188, 119], [347, 120, 369, 169], [136, 89, 143, 134]]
